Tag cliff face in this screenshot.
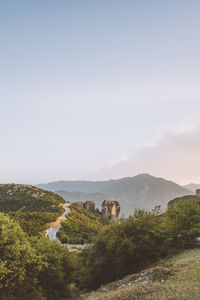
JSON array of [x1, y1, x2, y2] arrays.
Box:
[[101, 200, 120, 221]]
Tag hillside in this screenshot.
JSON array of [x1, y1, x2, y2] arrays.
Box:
[[57, 203, 109, 244], [0, 183, 65, 212], [81, 249, 200, 300], [0, 184, 66, 236], [37, 174, 191, 215]]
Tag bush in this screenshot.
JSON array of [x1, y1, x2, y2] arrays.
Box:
[[30, 237, 77, 300], [78, 206, 165, 289], [78, 201, 200, 290], [163, 199, 200, 250]]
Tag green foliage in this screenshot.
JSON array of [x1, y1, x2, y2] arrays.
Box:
[[79, 206, 165, 289], [0, 213, 43, 300], [30, 237, 77, 300], [57, 204, 109, 244], [9, 212, 59, 236], [0, 213, 78, 299], [0, 184, 66, 237], [78, 201, 200, 290], [163, 198, 200, 250]]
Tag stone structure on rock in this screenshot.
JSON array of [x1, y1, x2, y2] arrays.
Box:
[[74, 199, 120, 221], [168, 189, 200, 208], [101, 200, 120, 221]]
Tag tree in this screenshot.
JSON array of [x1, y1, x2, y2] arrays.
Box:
[[30, 237, 77, 300], [0, 213, 43, 300], [80, 207, 165, 289]]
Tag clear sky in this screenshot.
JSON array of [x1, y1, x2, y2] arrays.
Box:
[[1, 0, 200, 184]]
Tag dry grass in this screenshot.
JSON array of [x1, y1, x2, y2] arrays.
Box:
[[80, 249, 200, 300]]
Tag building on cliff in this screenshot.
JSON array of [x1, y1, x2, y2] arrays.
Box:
[[168, 189, 200, 208]]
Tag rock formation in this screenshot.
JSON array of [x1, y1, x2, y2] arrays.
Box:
[[74, 202, 85, 209], [168, 189, 200, 208], [83, 201, 95, 212], [74, 199, 120, 221], [74, 201, 95, 212], [101, 200, 120, 221]]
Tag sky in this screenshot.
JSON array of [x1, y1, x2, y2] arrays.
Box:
[[1, 0, 200, 185]]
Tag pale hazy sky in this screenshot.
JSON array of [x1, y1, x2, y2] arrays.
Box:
[[1, 0, 200, 184]]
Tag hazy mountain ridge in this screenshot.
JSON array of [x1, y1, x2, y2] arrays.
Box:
[[183, 183, 200, 193], [36, 174, 191, 215]]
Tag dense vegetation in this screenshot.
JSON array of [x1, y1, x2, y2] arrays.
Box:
[[9, 212, 60, 236], [0, 213, 78, 300], [77, 200, 200, 290], [0, 184, 65, 236], [57, 203, 109, 244], [1, 198, 200, 299]]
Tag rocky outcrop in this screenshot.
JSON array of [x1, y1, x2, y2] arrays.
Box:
[[74, 199, 120, 221], [101, 200, 120, 221], [168, 189, 200, 208], [74, 202, 85, 209], [74, 201, 95, 212], [83, 201, 95, 212]]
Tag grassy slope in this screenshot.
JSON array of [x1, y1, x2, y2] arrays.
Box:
[[82, 249, 200, 300]]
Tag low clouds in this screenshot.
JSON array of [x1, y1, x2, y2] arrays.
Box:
[[93, 126, 200, 185]]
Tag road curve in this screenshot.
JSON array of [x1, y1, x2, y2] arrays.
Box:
[[46, 203, 87, 249], [46, 204, 71, 241]]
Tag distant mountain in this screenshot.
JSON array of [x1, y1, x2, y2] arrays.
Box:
[[36, 174, 191, 215], [183, 183, 200, 193], [37, 179, 118, 193]]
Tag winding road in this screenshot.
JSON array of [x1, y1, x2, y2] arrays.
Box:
[[46, 203, 86, 248], [46, 203, 71, 241]]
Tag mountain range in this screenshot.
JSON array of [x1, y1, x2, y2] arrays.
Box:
[[36, 174, 192, 215]]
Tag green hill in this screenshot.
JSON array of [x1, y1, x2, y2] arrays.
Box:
[[0, 183, 65, 212], [0, 184, 66, 236]]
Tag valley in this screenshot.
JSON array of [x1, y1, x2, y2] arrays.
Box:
[[37, 174, 192, 216]]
